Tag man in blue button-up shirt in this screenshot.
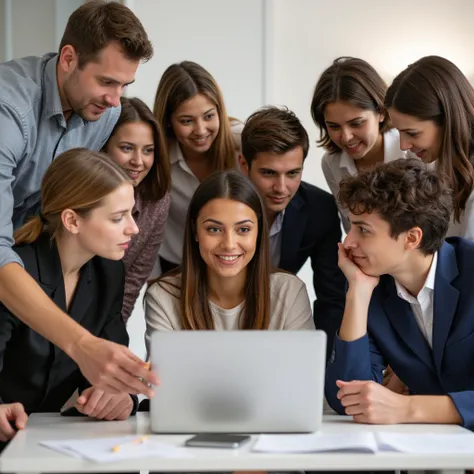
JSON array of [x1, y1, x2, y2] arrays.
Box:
[[0, 1, 158, 397]]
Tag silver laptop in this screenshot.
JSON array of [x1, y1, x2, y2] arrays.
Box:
[[150, 330, 326, 433]]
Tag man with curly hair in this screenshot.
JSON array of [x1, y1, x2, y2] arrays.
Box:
[[325, 158, 474, 431]]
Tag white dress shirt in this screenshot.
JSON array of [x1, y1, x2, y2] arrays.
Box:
[[394, 252, 438, 348], [321, 128, 413, 233], [158, 121, 243, 266]]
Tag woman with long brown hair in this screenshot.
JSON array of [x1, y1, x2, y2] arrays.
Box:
[[153, 61, 243, 273], [385, 55, 474, 240], [145, 171, 313, 352], [103, 96, 171, 323], [0, 149, 139, 447]]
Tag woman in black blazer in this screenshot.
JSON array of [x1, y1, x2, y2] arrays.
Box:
[[0, 148, 140, 444]]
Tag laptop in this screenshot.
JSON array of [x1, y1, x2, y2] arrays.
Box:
[[150, 330, 326, 433]]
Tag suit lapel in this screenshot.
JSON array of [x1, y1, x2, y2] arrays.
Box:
[[68, 262, 93, 326], [280, 189, 306, 270], [432, 243, 459, 373], [382, 277, 434, 371]]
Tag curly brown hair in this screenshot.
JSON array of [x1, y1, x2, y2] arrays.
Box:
[[338, 158, 452, 254]]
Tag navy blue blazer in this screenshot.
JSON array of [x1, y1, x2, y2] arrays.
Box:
[[326, 238, 474, 430], [0, 232, 137, 414], [279, 181, 346, 358]]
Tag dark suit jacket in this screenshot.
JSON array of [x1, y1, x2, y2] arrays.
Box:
[[0, 233, 137, 414], [326, 238, 474, 430], [279, 181, 346, 358]]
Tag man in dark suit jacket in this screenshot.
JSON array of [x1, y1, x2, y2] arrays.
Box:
[[326, 159, 474, 430], [240, 106, 346, 358]]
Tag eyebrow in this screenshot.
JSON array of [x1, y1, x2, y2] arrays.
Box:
[[325, 117, 364, 125], [258, 167, 302, 173], [202, 218, 255, 225], [111, 209, 130, 215], [98, 76, 135, 87], [178, 107, 216, 119], [119, 141, 154, 147], [398, 128, 419, 133], [350, 219, 372, 227]]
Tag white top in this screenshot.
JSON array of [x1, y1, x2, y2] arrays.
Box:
[[269, 210, 285, 267], [159, 121, 244, 265], [321, 128, 412, 232], [394, 252, 438, 348], [446, 188, 474, 241], [144, 272, 315, 355], [3, 413, 473, 473]]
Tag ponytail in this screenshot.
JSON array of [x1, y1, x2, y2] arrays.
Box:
[[14, 215, 46, 245]]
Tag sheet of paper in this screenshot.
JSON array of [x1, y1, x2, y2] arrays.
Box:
[[253, 432, 379, 453], [376, 432, 474, 454], [40, 435, 194, 463]]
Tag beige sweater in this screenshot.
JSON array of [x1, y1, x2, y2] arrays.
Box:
[[145, 272, 315, 355]]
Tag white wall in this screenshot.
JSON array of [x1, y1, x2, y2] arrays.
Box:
[[125, 0, 267, 358]]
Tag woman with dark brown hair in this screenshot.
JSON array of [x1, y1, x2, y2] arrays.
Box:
[[144, 171, 313, 353], [311, 57, 413, 232], [385, 55, 474, 240], [153, 61, 243, 273], [103, 97, 171, 323]]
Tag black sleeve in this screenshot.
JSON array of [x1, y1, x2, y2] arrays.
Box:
[[310, 197, 346, 361], [77, 263, 138, 414]]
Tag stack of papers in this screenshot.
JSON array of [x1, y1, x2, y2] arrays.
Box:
[[41, 435, 193, 463], [253, 432, 474, 454]]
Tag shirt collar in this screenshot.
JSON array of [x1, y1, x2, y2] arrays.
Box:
[[133, 188, 144, 216], [269, 210, 285, 237], [42, 53, 89, 128], [170, 140, 185, 165], [395, 251, 438, 301], [339, 152, 358, 175]]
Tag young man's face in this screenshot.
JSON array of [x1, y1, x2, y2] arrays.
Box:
[[60, 42, 139, 121], [239, 146, 304, 218], [344, 211, 411, 277]]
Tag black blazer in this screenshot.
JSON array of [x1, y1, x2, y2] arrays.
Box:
[[0, 233, 136, 413], [279, 181, 346, 358]]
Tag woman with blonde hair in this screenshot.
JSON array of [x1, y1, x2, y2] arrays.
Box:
[[0, 148, 139, 447], [153, 61, 242, 273], [145, 171, 314, 352], [103, 97, 171, 323]]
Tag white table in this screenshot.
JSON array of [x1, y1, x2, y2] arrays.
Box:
[[0, 413, 473, 473]]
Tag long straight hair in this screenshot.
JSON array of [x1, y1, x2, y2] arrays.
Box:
[[156, 170, 271, 330], [14, 148, 131, 245], [104, 96, 171, 201], [385, 55, 474, 221], [153, 61, 237, 171]]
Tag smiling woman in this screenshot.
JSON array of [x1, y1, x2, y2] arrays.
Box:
[[152, 61, 243, 273], [103, 97, 171, 323], [385, 55, 474, 241], [311, 57, 414, 232], [144, 170, 315, 355]]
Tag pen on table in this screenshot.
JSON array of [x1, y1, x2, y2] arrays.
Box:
[[112, 435, 150, 453]]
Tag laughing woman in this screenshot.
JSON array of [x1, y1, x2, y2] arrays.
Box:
[[145, 171, 314, 350]]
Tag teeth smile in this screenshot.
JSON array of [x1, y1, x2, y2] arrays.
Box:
[[218, 255, 239, 261]]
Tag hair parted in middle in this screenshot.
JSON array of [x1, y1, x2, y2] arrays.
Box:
[[154, 170, 272, 330]]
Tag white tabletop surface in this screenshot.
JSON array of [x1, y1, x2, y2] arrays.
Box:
[[1, 413, 473, 473]]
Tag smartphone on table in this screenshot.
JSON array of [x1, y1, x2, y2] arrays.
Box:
[[185, 434, 251, 449]]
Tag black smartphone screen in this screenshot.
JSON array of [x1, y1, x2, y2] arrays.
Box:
[[185, 434, 251, 448]]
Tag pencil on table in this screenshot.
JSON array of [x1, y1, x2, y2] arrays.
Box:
[[112, 435, 150, 453]]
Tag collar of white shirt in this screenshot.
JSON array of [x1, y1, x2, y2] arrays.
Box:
[[395, 251, 438, 304]]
